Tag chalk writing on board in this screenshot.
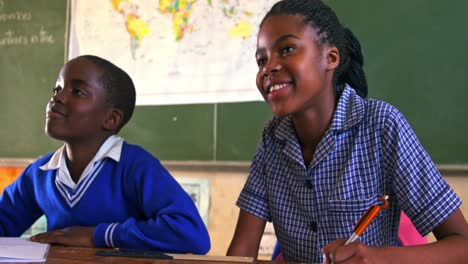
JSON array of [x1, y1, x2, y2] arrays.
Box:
[[0, 11, 32, 22], [0, 0, 32, 22], [0, 30, 27, 45], [0, 1, 55, 46], [0, 27, 55, 46]]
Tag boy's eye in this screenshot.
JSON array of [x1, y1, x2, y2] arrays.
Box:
[[72, 88, 86, 96], [52, 86, 61, 95]]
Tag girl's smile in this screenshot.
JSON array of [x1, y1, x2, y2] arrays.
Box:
[[255, 14, 338, 118], [265, 82, 293, 101]]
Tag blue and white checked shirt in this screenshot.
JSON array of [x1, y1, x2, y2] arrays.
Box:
[[237, 86, 461, 263]]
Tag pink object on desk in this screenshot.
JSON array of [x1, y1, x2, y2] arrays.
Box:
[[398, 211, 428, 245], [274, 253, 285, 261]]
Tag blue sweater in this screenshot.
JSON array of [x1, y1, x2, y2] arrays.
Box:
[[0, 142, 210, 254]]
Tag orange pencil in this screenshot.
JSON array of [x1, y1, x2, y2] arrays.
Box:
[[345, 195, 390, 245]]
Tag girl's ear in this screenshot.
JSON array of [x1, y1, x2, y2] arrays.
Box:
[[103, 108, 124, 132], [326, 46, 340, 70]]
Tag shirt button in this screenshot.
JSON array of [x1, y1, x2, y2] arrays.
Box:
[[305, 180, 313, 189], [311, 221, 318, 232]]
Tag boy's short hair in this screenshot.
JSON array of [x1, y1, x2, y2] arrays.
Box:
[[80, 55, 136, 132]]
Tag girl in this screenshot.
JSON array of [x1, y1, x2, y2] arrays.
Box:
[[227, 0, 468, 263]]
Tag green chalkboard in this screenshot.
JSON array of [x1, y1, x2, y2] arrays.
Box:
[[0, 0, 67, 158], [122, 104, 215, 161], [119, 102, 272, 161], [326, 0, 468, 164], [1, 0, 467, 164]]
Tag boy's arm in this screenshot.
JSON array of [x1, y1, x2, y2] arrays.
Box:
[[0, 165, 43, 237], [227, 209, 266, 258], [323, 208, 468, 264], [30, 226, 95, 247], [92, 159, 210, 254], [30, 157, 210, 252]]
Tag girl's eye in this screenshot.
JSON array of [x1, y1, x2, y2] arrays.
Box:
[[256, 57, 267, 67], [281, 46, 295, 55]]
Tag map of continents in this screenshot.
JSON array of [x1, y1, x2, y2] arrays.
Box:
[[70, 0, 279, 105]]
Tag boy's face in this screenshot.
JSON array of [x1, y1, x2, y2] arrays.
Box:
[[45, 57, 112, 143]]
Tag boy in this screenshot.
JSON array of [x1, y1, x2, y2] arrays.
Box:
[[0, 55, 210, 253]]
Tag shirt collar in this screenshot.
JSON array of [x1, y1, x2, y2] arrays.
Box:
[[39, 135, 124, 189], [274, 84, 365, 141], [329, 84, 365, 132], [39, 135, 124, 171]]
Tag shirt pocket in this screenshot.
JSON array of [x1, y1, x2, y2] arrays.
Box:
[[326, 195, 380, 239]]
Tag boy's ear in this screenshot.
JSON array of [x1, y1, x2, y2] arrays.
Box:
[[103, 108, 124, 132], [326, 46, 339, 70]]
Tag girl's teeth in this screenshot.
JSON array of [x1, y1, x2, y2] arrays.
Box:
[[270, 83, 288, 92]]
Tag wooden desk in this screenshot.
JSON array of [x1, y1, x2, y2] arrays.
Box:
[[13, 246, 295, 264]]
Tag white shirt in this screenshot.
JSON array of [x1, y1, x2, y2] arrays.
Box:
[[39, 135, 124, 189]]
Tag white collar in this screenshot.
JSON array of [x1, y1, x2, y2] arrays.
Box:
[[39, 135, 124, 189]]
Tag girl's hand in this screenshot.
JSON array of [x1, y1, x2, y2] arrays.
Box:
[[30, 226, 95, 247], [322, 239, 386, 264]]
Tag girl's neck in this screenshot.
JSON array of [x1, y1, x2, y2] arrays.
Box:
[[292, 93, 336, 167]]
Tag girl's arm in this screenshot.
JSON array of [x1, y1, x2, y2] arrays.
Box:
[[227, 209, 267, 258], [323, 106, 468, 263], [323, 209, 468, 264]]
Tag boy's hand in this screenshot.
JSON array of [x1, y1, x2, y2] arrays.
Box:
[[322, 238, 385, 264], [30, 226, 95, 247]]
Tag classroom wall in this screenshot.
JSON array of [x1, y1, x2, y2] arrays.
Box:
[[166, 167, 248, 256]]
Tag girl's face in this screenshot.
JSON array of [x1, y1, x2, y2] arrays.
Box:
[[45, 57, 112, 143], [255, 15, 338, 117]]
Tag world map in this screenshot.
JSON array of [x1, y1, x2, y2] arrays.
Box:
[[69, 0, 279, 105], [112, 0, 257, 57]]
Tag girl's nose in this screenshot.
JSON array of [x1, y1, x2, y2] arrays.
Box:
[[262, 58, 282, 77]]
